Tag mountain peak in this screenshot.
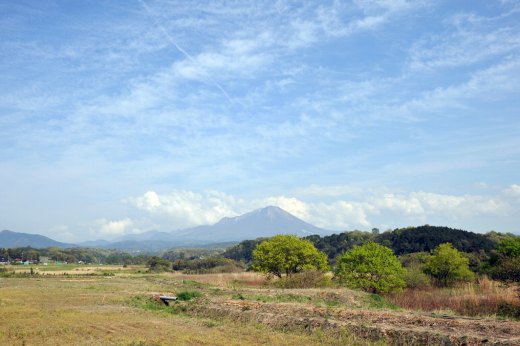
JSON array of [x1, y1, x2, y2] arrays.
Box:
[[184, 206, 330, 242]]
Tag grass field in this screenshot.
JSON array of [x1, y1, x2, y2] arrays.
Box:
[[1, 265, 519, 345], [0, 266, 378, 346]]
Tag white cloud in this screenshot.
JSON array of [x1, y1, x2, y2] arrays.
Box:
[[126, 190, 241, 228], [409, 10, 520, 70], [90, 218, 135, 237], [504, 184, 520, 196], [371, 191, 511, 220], [373, 193, 424, 215], [126, 187, 512, 232], [310, 201, 373, 229]]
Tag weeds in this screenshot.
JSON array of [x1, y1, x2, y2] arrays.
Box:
[[231, 293, 245, 300], [176, 290, 203, 301], [366, 294, 400, 310], [270, 270, 332, 289], [128, 295, 172, 314], [387, 278, 520, 319]]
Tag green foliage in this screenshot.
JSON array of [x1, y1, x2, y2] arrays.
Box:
[[423, 243, 475, 287], [0, 246, 149, 265], [497, 301, 520, 319], [305, 230, 375, 264], [489, 236, 520, 283], [147, 256, 172, 272], [366, 294, 400, 310], [272, 270, 331, 289], [223, 225, 499, 267], [495, 237, 520, 258], [162, 247, 226, 261], [252, 234, 329, 278], [128, 295, 176, 314], [491, 257, 520, 283], [335, 242, 406, 294], [375, 225, 495, 255], [172, 257, 244, 274], [223, 238, 267, 263], [403, 266, 431, 289], [176, 290, 202, 301]]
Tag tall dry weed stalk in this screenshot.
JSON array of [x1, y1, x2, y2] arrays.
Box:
[[387, 277, 520, 318]]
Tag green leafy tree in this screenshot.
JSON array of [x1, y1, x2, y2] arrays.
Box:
[[252, 235, 329, 278], [147, 256, 172, 272], [334, 242, 406, 294], [424, 243, 474, 287], [495, 237, 520, 258], [491, 237, 520, 283]]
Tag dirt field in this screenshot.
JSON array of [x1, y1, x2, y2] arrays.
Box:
[[1, 268, 519, 345]]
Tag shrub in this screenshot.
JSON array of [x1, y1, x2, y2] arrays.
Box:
[[424, 243, 475, 287], [498, 301, 520, 319], [403, 266, 431, 289], [272, 270, 331, 289], [252, 235, 329, 278], [335, 242, 406, 294], [147, 257, 172, 273], [176, 290, 202, 301], [491, 257, 520, 283]]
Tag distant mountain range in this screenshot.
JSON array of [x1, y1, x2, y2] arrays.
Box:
[[1, 206, 332, 251], [0, 230, 75, 248]]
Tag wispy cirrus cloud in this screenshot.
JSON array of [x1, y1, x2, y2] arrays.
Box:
[[1, 1, 519, 240]]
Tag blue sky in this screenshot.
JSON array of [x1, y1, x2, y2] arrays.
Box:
[[1, 0, 519, 241]]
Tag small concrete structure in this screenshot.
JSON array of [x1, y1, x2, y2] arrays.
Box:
[[159, 295, 177, 305]]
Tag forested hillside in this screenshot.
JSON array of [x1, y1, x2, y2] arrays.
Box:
[[223, 226, 514, 263], [375, 225, 496, 255]]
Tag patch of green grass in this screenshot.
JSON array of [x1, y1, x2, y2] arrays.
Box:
[[231, 293, 245, 300], [128, 295, 170, 313], [366, 294, 400, 310], [181, 279, 207, 288], [177, 290, 203, 301]]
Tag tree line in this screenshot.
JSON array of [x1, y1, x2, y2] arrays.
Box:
[[249, 233, 520, 293]]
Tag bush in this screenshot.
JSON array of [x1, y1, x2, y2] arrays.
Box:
[[403, 266, 431, 289], [335, 242, 406, 294], [174, 257, 245, 274], [498, 301, 520, 319], [272, 270, 331, 289], [491, 257, 520, 283], [176, 290, 202, 301], [147, 257, 172, 273], [424, 243, 475, 287], [252, 235, 329, 278]]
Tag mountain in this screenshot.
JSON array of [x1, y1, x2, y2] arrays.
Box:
[[172, 206, 330, 242], [0, 230, 75, 248], [77, 239, 113, 247], [108, 206, 332, 250], [1, 207, 331, 251]]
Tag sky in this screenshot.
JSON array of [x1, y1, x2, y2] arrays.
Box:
[[1, 0, 519, 242]]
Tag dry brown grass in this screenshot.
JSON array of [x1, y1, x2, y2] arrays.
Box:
[[1, 273, 373, 346], [170, 271, 266, 287], [6, 264, 144, 275], [387, 277, 520, 318]]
